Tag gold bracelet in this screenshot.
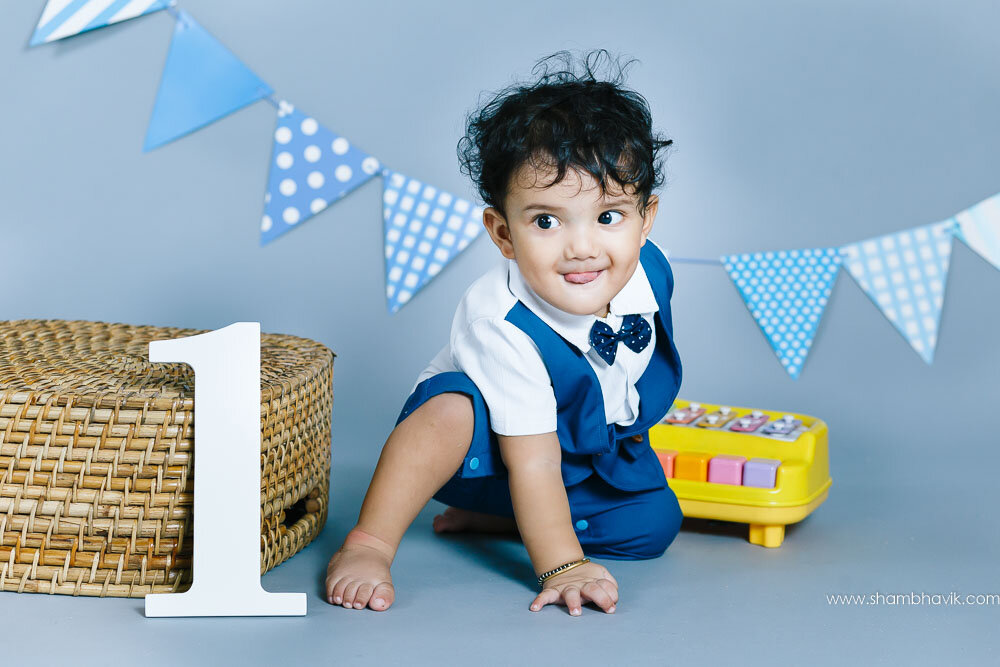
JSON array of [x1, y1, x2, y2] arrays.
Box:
[[537, 557, 590, 586]]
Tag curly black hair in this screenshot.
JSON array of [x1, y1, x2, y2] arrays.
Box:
[[457, 49, 674, 220]]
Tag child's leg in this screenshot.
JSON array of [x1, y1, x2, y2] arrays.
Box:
[[326, 392, 478, 611], [565, 474, 683, 560]]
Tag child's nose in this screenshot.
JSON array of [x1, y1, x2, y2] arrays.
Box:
[[565, 227, 598, 259]]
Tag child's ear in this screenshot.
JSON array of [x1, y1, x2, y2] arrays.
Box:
[[483, 207, 516, 259], [639, 194, 658, 245]]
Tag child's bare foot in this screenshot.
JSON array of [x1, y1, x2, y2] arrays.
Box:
[[432, 506, 519, 534], [325, 528, 396, 611]]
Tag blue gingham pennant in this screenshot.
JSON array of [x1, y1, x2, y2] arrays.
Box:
[[954, 192, 1000, 272], [721, 248, 842, 379], [382, 170, 485, 313], [261, 100, 381, 245], [30, 0, 171, 46], [840, 220, 957, 364]]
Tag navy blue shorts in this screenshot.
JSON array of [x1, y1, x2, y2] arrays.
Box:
[[398, 372, 683, 561]]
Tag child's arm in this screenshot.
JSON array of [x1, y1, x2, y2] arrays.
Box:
[[498, 432, 619, 616]]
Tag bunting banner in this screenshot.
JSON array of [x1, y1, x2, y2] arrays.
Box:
[[953, 192, 1000, 272], [721, 248, 842, 379], [382, 170, 485, 313], [261, 100, 381, 245], [21, 5, 1000, 368], [144, 8, 272, 151], [840, 220, 957, 364], [29, 0, 171, 46]]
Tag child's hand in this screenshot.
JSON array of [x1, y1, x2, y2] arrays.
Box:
[[529, 562, 618, 616]]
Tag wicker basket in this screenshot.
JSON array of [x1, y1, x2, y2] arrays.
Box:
[[0, 319, 333, 597]]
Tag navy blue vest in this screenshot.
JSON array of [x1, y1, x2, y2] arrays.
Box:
[[504, 241, 683, 492]]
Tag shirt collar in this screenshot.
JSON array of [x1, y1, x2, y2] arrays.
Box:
[[506, 259, 659, 353]]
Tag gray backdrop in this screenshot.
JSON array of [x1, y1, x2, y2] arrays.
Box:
[[3, 1, 998, 665]]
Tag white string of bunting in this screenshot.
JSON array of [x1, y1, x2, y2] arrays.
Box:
[[26, 0, 1000, 378]]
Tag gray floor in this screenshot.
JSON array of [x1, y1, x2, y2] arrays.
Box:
[[3, 429, 998, 666]]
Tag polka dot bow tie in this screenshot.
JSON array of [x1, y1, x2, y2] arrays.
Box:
[[588, 314, 652, 365]]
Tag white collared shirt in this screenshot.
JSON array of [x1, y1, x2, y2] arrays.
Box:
[[414, 249, 660, 436]]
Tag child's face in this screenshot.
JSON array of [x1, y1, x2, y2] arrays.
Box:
[[482, 160, 657, 318]]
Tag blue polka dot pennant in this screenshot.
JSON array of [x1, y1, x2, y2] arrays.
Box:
[[721, 248, 842, 379], [30, 0, 171, 46], [840, 220, 957, 364], [382, 170, 484, 313], [261, 100, 381, 245], [953, 191, 1000, 272]]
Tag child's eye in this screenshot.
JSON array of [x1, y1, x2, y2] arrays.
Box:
[[598, 211, 625, 225], [533, 214, 561, 230]]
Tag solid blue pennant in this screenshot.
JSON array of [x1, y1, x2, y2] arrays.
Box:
[[143, 8, 272, 151]]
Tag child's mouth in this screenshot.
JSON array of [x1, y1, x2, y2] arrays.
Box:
[[563, 270, 603, 285]]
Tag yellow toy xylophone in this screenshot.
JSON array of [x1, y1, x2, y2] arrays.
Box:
[[648, 399, 831, 547]]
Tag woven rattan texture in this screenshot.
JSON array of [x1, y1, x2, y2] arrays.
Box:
[[0, 319, 333, 598]]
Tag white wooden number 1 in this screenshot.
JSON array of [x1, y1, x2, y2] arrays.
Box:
[[144, 322, 307, 617]]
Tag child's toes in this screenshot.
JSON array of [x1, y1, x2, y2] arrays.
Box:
[[341, 580, 361, 608], [328, 577, 348, 605], [355, 583, 375, 609], [370, 582, 395, 611], [432, 507, 465, 533]]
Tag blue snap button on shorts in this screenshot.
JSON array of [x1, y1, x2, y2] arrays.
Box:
[[397, 372, 684, 561]]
